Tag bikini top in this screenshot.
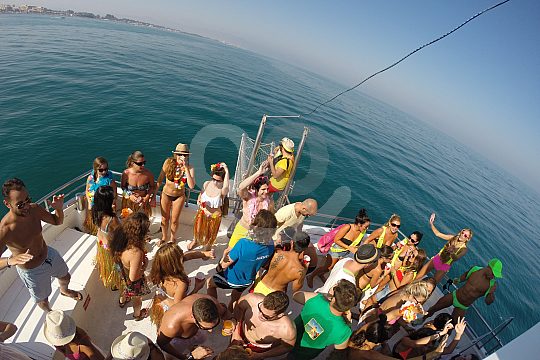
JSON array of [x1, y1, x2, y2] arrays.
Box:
[[438, 242, 467, 265], [126, 183, 150, 192], [201, 191, 223, 208], [98, 216, 114, 235]]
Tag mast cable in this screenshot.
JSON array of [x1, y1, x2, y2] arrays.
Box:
[[291, 0, 511, 118]]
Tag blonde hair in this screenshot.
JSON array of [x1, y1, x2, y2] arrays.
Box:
[[125, 150, 144, 169], [404, 280, 431, 300], [385, 214, 401, 227]]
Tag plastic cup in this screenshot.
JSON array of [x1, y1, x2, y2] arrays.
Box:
[[222, 320, 234, 336]]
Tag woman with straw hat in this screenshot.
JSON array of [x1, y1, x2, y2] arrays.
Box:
[[43, 310, 104, 359], [155, 143, 196, 246]]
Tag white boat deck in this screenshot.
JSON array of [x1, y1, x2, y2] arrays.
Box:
[[1, 201, 486, 359]]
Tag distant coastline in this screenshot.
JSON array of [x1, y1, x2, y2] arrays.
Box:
[[0, 3, 205, 38]]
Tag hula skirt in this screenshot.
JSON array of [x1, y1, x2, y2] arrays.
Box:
[[193, 209, 222, 248], [95, 240, 123, 291]]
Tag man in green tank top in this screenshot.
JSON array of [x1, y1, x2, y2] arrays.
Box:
[[287, 279, 358, 360]]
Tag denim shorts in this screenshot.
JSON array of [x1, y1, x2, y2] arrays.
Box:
[[16, 246, 69, 302]]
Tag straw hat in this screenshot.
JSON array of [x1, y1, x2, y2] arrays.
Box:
[[280, 137, 295, 153], [110, 332, 150, 360], [172, 143, 191, 155], [43, 310, 76, 346]]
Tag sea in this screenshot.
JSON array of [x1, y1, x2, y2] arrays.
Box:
[[1, 14, 539, 347]]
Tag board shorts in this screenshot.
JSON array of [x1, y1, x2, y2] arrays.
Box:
[[16, 246, 69, 302]]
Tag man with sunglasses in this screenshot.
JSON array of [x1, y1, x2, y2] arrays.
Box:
[[157, 294, 232, 360], [1, 178, 83, 312], [230, 291, 296, 359]]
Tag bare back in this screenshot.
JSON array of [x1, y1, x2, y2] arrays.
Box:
[[261, 250, 305, 292], [239, 293, 296, 347]]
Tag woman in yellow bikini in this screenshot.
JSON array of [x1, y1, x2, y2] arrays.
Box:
[[417, 213, 473, 284], [155, 143, 195, 245], [120, 151, 156, 218], [364, 214, 401, 249], [189, 162, 229, 251]]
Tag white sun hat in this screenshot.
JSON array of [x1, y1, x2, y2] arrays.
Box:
[[43, 310, 76, 346], [110, 332, 150, 360]]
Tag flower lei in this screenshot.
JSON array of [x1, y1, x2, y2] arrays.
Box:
[[210, 162, 222, 172]]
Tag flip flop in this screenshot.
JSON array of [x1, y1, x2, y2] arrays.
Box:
[[61, 291, 83, 301], [119, 296, 131, 308], [133, 308, 149, 321]]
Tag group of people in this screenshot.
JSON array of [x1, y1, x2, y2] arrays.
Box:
[[0, 136, 502, 360]]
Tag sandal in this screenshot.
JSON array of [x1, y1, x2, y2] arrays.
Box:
[[61, 290, 83, 301], [133, 308, 149, 321], [119, 296, 131, 308]]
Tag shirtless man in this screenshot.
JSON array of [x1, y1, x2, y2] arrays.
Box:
[[231, 291, 296, 359], [157, 294, 232, 360], [253, 231, 310, 295], [0, 178, 82, 312], [425, 259, 502, 323]]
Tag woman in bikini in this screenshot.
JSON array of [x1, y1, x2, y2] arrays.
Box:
[[121, 150, 156, 218], [417, 213, 473, 284], [364, 214, 401, 249], [110, 212, 151, 321], [84, 157, 117, 234], [149, 243, 214, 328], [91, 185, 122, 291], [188, 162, 229, 251], [357, 245, 394, 310], [388, 248, 427, 292], [306, 208, 371, 288], [155, 143, 195, 245], [228, 161, 274, 249]]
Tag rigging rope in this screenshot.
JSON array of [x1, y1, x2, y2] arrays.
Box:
[[298, 0, 511, 118]]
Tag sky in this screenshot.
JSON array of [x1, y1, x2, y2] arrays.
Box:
[[6, 0, 540, 192]]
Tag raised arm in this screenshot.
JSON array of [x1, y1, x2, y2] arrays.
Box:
[[37, 194, 65, 225], [237, 161, 268, 200], [221, 163, 230, 197], [185, 164, 196, 189], [429, 213, 454, 241]]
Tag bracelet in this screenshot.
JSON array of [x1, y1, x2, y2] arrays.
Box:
[[186, 353, 194, 360], [6, 256, 12, 268]]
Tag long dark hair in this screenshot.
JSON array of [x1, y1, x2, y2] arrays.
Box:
[[349, 314, 390, 348], [355, 208, 370, 226], [91, 185, 116, 227], [109, 212, 149, 260]]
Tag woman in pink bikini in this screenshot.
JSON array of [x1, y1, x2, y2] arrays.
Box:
[[418, 213, 473, 284]]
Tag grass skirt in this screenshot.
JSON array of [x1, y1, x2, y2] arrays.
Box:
[[95, 240, 123, 290], [193, 209, 222, 248], [84, 207, 97, 235]]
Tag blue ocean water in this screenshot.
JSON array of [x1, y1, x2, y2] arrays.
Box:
[[1, 15, 539, 345]]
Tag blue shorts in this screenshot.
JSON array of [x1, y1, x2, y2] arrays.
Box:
[[329, 244, 352, 259], [16, 246, 69, 302]]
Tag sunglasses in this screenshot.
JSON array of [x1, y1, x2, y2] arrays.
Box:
[[461, 231, 470, 239], [98, 167, 108, 173], [212, 177, 223, 183], [390, 223, 401, 228], [258, 302, 280, 321], [134, 161, 146, 166], [15, 197, 32, 210], [194, 316, 219, 331]]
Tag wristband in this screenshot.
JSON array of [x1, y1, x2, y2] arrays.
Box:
[[186, 353, 195, 360], [6, 256, 12, 268]]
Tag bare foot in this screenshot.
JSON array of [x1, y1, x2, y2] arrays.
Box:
[[187, 239, 197, 251]]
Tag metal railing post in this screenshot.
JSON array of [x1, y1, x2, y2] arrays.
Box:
[[245, 115, 267, 178], [277, 126, 309, 209]]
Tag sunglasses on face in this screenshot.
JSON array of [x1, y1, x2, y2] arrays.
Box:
[[194, 317, 219, 331], [212, 177, 223, 183], [15, 197, 32, 209], [390, 223, 401, 228], [98, 167, 108, 173], [461, 231, 470, 239], [134, 161, 146, 166], [258, 302, 279, 321]]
